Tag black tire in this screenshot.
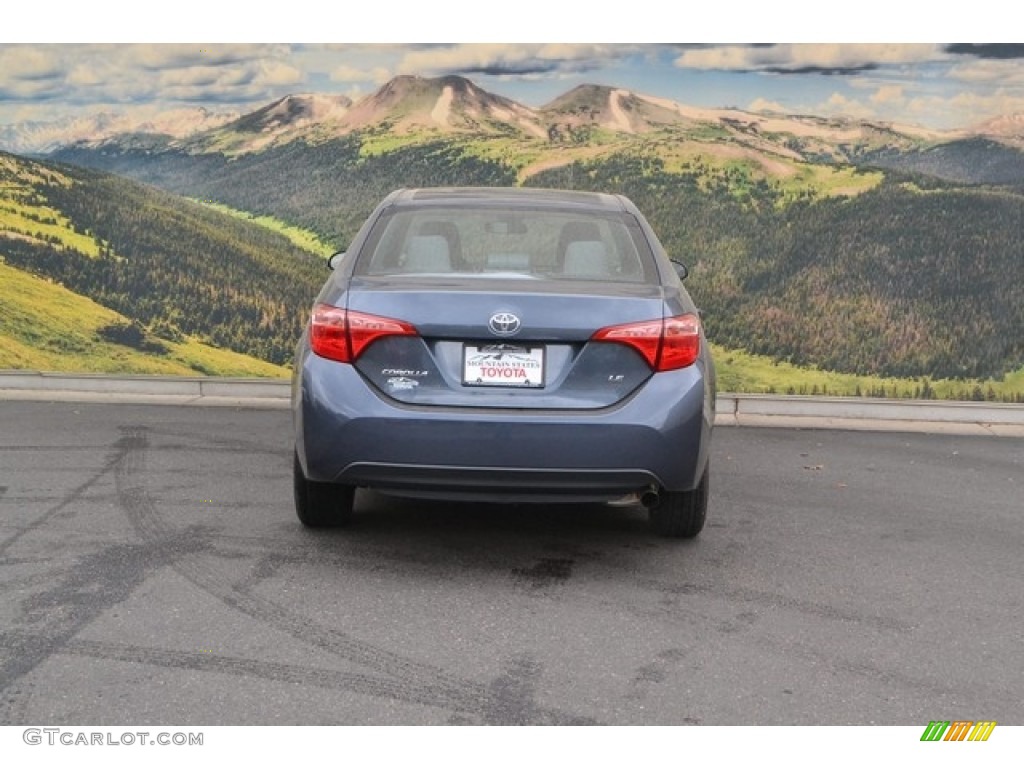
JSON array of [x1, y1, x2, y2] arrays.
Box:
[[293, 450, 355, 528], [648, 465, 709, 538]]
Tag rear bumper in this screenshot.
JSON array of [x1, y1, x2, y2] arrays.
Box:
[[336, 463, 662, 503], [294, 349, 713, 499]]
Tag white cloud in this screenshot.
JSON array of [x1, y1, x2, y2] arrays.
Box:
[[820, 92, 876, 120], [0, 46, 63, 80], [675, 44, 942, 72], [253, 60, 304, 87], [0, 47, 68, 100], [126, 44, 290, 71], [331, 65, 392, 85], [396, 43, 637, 77], [798, 85, 1024, 129], [947, 58, 1024, 86], [158, 66, 227, 89], [66, 62, 104, 87], [342, 85, 366, 102], [870, 85, 905, 105], [748, 98, 788, 114], [2, 42, 1022, 132], [0, 44, 307, 110], [905, 90, 1024, 127]]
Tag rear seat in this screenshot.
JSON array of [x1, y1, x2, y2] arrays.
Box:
[[485, 253, 531, 271]]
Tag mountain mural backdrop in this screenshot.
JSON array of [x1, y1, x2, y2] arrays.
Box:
[[3, 74, 1024, 399]]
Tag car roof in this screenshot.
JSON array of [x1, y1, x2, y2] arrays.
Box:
[[384, 187, 631, 213]]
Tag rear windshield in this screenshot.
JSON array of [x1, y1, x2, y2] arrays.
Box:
[[354, 206, 657, 283]]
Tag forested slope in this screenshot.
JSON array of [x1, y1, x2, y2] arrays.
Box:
[[42, 132, 1024, 384], [1, 151, 324, 366], [54, 138, 516, 248], [529, 157, 1024, 380]]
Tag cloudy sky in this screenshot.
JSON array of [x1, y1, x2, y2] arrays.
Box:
[[3, 7, 1021, 131]]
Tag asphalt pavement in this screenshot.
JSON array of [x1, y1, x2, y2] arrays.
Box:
[[0, 401, 1021, 724]]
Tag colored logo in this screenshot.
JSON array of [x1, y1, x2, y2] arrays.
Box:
[[920, 721, 996, 742]]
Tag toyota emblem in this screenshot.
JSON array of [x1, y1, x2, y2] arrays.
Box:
[[488, 312, 521, 337]]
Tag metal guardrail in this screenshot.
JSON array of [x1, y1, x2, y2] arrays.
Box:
[[2, 371, 1023, 435]]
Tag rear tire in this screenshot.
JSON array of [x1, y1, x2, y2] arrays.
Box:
[[293, 450, 354, 528], [648, 466, 709, 539]]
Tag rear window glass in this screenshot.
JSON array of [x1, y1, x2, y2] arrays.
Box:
[[355, 206, 656, 283]]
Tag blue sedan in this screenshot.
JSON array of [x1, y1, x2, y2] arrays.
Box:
[[293, 187, 715, 537]]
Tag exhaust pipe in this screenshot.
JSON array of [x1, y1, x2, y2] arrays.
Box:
[[640, 488, 660, 509]]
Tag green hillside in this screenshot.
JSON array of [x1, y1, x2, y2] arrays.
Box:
[[712, 343, 1024, 402], [0, 155, 102, 255], [56, 137, 517, 249], [0, 150, 325, 368], [0, 260, 286, 376], [4, 141, 1023, 399], [191, 199, 335, 257], [527, 156, 1024, 382], [858, 138, 1024, 186], [53, 130, 878, 249], [44, 137, 1024, 393]]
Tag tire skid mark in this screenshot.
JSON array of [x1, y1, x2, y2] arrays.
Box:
[[0, 433, 204, 721], [0, 445, 110, 453], [633, 584, 1012, 703], [113, 426, 594, 724], [763, 630, 1003, 702], [143, 424, 289, 458], [484, 654, 544, 725], [118, 425, 487, 707], [61, 638, 460, 711], [231, 552, 279, 594], [1, 566, 93, 592], [0, 454, 116, 557], [0, 536, 195, 706], [642, 579, 915, 633]]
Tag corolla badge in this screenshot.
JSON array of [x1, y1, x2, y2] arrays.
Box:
[[488, 312, 521, 337]]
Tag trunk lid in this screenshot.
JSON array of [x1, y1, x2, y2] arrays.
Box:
[[346, 276, 666, 409]]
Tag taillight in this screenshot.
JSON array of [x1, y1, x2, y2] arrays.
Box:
[[592, 313, 701, 371], [309, 304, 417, 363]]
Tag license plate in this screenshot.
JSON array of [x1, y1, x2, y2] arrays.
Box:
[[463, 344, 545, 388]]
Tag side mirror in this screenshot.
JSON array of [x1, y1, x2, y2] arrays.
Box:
[[327, 251, 346, 271], [670, 259, 689, 281]]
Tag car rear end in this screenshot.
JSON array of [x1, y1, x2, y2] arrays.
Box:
[[293, 188, 714, 533]]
